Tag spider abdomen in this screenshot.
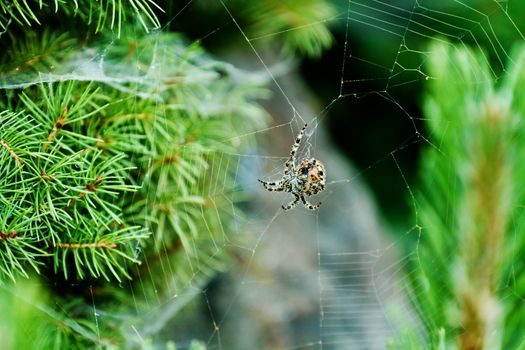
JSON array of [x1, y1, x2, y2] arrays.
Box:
[[297, 158, 326, 195]]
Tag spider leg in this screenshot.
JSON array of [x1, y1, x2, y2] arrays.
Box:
[[284, 123, 308, 176], [300, 194, 321, 211], [266, 186, 285, 192], [258, 179, 284, 192], [282, 194, 300, 211], [258, 179, 279, 187]]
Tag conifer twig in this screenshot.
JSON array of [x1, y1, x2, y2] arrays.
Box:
[[0, 139, 24, 165], [55, 241, 117, 249], [0, 231, 17, 240]]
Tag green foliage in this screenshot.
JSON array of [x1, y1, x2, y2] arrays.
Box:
[[1, 82, 148, 282], [0, 17, 269, 347], [394, 42, 525, 349], [242, 0, 335, 58], [1, 28, 268, 282], [0, 280, 57, 349], [0, 279, 211, 350], [0, 0, 161, 35]]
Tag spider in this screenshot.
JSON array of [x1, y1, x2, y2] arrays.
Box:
[[258, 123, 326, 211]]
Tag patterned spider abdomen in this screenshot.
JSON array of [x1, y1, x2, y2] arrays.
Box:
[[297, 158, 325, 195]]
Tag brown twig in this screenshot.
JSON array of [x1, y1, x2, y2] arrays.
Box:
[[0, 231, 17, 241], [44, 106, 67, 149], [86, 176, 103, 192], [41, 170, 56, 182], [66, 176, 103, 208], [0, 139, 24, 165], [55, 241, 117, 249]]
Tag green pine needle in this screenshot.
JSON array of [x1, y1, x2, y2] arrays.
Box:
[[0, 1, 162, 36]]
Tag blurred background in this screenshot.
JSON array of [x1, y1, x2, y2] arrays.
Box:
[[2, 0, 525, 348]]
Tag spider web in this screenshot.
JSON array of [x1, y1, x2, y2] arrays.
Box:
[[87, 1, 522, 349], [3, 0, 523, 349], [173, 1, 519, 349]]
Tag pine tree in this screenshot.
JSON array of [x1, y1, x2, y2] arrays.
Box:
[[0, 1, 335, 348]]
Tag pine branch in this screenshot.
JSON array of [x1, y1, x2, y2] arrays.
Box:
[[0, 28, 266, 280], [397, 42, 525, 349], [54, 224, 149, 281], [0, 0, 162, 35], [0, 31, 75, 81], [1, 25, 269, 347], [0, 81, 148, 281]]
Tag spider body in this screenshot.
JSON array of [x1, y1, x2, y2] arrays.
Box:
[[258, 124, 326, 211]]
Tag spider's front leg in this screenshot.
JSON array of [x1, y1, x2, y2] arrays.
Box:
[[300, 194, 321, 211], [284, 123, 308, 176], [258, 179, 284, 192], [282, 193, 300, 211]]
